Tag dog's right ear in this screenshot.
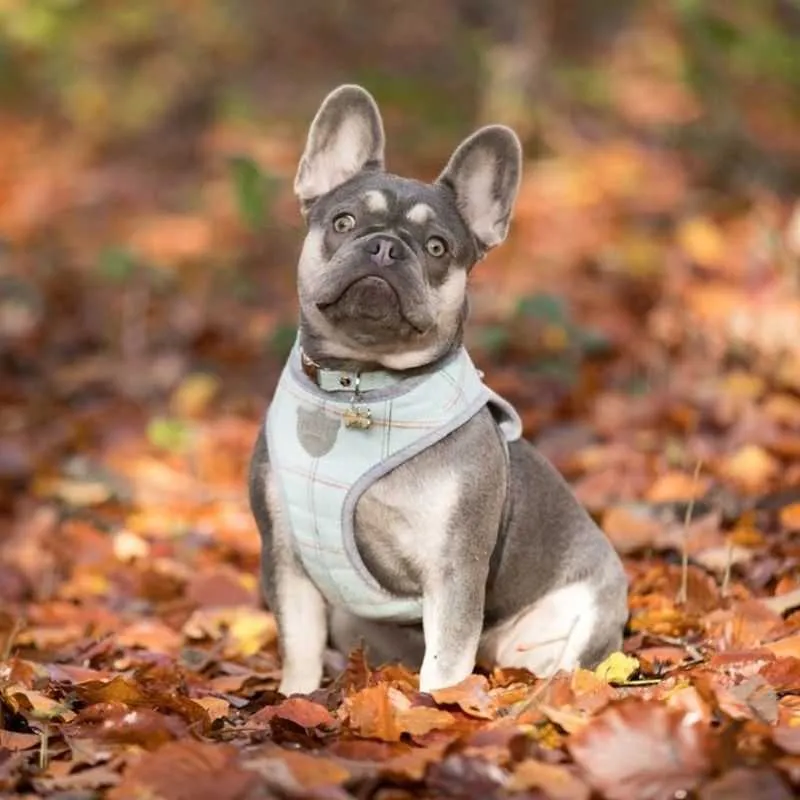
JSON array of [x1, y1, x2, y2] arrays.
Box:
[[294, 85, 385, 213]]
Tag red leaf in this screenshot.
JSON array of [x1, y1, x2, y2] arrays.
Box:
[[250, 696, 337, 730]]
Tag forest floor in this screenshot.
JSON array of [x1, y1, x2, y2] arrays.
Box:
[[3, 86, 800, 799]]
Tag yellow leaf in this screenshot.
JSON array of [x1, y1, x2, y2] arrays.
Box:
[[594, 652, 639, 684], [720, 445, 779, 492], [677, 217, 726, 270], [182, 607, 277, 658], [170, 372, 221, 419], [3, 686, 75, 722]]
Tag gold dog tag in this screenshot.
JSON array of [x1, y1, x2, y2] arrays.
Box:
[[343, 405, 372, 430], [342, 373, 372, 429]]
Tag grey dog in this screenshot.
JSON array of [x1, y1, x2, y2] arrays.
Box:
[[248, 84, 627, 695]]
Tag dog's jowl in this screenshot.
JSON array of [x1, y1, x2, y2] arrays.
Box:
[[249, 84, 628, 695]]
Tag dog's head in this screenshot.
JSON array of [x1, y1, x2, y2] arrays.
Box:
[[294, 84, 521, 370]]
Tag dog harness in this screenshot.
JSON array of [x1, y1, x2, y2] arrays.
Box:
[[265, 342, 522, 622]]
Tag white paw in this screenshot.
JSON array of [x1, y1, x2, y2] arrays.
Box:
[[279, 668, 322, 696], [419, 661, 472, 694]]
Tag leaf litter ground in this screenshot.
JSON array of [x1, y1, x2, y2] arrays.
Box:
[[3, 123, 800, 800]]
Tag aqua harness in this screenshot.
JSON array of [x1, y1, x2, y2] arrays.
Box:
[[265, 343, 522, 622]]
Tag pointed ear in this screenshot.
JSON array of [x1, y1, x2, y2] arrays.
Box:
[[436, 125, 522, 251], [294, 84, 385, 210]]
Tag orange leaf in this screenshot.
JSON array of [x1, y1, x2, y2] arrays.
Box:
[[509, 760, 590, 799], [431, 675, 497, 719], [344, 684, 454, 742]]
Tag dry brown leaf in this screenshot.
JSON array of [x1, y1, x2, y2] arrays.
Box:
[[698, 767, 794, 799], [244, 746, 350, 792], [108, 740, 260, 800], [509, 760, 590, 799], [344, 683, 455, 742], [250, 696, 338, 731], [431, 674, 497, 719], [568, 699, 713, 800]]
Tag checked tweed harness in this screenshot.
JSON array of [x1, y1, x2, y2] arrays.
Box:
[[265, 341, 522, 622]]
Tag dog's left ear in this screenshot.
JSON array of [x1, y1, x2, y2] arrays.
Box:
[[437, 125, 522, 251], [294, 84, 385, 211]]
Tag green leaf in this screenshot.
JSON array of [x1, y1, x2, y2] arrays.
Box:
[[146, 417, 191, 453], [98, 246, 137, 283], [573, 325, 613, 357], [228, 155, 277, 230], [477, 324, 510, 356], [517, 293, 568, 325], [270, 323, 298, 358]]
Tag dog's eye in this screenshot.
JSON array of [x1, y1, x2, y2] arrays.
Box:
[[425, 236, 447, 257], [332, 213, 356, 233]]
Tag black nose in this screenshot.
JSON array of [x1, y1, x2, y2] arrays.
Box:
[[366, 235, 402, 267]]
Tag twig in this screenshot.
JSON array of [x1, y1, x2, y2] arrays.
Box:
[[677, 460, 704, 606], [39, 725, 49, 770], [649, 633, 705, 666]]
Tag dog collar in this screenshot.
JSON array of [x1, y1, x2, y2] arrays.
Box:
[[299, 349, 403, 393]]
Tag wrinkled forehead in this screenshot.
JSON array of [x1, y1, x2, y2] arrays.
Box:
[[308, 172, 468, 234]]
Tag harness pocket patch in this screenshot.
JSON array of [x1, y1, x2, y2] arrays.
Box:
[[297, 405, 341, 457]]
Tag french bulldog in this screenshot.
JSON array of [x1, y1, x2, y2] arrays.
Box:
[[249, 84, 628, 695]]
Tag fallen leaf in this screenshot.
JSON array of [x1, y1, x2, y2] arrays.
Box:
[[427, 753, 508, 799], [719, 445, 779, 493], [698, 767, 794, 799], [765, 635, 800, 660], [760, 588, 800, 617], [714, 675, 779, 724], [182, 607, 277, 657], [431, 674, 497, 719], [108, 740, 260, 800], [33, 764, 122, 794], [2, 685, 76, 722], [509, 759, 591, 800], [760, 658, 800, 693], [170, 372, 221, 419], [251, 696, 337, 731], [344, 683, 454, 742], [594, 652, 640, 684], [602, 504, 663, 553], [244, 745, 350, 792], [193, 696, 230, 722], [677, 216, 726, 270], [646, 470, 710, 502], [568, 699, 713, 800], [0, 731, 40, 751]]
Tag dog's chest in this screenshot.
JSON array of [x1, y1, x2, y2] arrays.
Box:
[[353, 463, 461, 596]]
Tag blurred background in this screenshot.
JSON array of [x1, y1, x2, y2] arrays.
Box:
[[2, 1, 800, 614]]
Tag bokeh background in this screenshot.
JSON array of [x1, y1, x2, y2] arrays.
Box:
[[2, 1, 800, 648]]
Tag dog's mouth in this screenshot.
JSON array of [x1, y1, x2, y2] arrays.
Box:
[[316, 275, 426, 333]]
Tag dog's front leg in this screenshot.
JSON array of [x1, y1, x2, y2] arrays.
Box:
[[256, 465, 328, 696], [419, 568, 486, 693], [272, 560, 328, 696]]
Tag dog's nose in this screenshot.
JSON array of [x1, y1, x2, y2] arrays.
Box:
[[366, 236, 402, 267]]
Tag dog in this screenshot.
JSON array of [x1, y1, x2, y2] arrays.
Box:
[[248, 84, 628, 695]]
